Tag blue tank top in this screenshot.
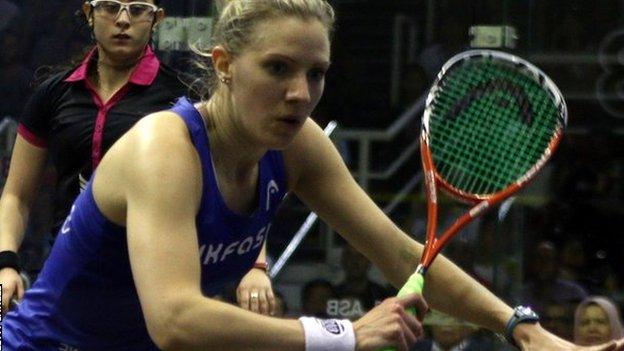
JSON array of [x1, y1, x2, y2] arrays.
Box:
[[2, 97, 288, 350]]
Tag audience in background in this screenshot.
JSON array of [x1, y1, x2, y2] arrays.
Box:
[[0, 31, 34, 118], [0, 0, 19, 33], [411, 310, 508, 351], [574, 296, 624, 346], [334, 244, 394, 320], [273, 290, 289, 317], [559, 238, 590, 284], [541, 300, 575, 341], [300, 279, 336, 318], [520, 240, 588, 314]]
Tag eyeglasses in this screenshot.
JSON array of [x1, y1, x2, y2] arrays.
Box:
[[89, 0, 158, 21]]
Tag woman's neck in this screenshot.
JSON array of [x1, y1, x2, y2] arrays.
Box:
[[201, 99, 266, 182], [91, 47, 142, 93]]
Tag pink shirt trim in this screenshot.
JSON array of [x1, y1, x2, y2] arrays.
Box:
[[17, 124, 47, 148], [65, 46, 160, 85], [63, 45, 161, 169]]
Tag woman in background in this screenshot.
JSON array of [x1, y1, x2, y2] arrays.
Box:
[[575, 296, 624, 346], [0, 0, 275, 316]]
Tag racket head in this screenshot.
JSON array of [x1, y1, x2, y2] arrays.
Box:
[[421, 50, 567, 203]]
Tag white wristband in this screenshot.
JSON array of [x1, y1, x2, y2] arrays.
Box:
[[298, 316, 356, 351]]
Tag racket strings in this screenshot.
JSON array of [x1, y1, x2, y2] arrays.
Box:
[[439, 97, 520, 193], [434, 68, 528, 192], [453, 78, 554, 191], [436, 93, 551, 194], [428, 59, 562, 196]]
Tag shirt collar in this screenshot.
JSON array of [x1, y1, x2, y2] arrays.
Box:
[[65, 45, 160, 86]]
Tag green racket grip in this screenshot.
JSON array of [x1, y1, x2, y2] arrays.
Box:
[[378, 272, 424, 351]]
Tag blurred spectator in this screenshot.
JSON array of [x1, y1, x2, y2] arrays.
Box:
[[520, 240, 588, 314], [601, 268, 624, 309], [0, 31, 34, 117], [541, 300, 575, 341], [0, 0, 19, 33], [300, 279, 336, 318], [470, 215, 515, 292], [273, 290, 289, 317], [559, 238, 589, 283], [28, 3, 80, 68], [412, 310, 505, 351], [334, 244, 394, 320], [574, 296, 624, 346]]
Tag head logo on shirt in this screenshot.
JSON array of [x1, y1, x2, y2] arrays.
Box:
[[60, 205, 76, 235], [265, 179, 279, 211]]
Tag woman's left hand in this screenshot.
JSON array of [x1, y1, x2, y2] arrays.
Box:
[[236, 267, 275, 316]]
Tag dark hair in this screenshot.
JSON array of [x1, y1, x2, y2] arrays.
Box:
[[34, 1, 163, 87], [32, 7, 93, 87]]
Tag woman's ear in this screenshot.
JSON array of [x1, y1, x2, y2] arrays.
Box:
[[152, 8, 166, 31], [211, 45, 232, 82]]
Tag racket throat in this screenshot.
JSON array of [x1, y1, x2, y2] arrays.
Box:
[[420, 238, 439, 270], [415, 263, 427, 276]]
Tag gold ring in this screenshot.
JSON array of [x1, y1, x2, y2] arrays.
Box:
[[250, 291, 259, 299]]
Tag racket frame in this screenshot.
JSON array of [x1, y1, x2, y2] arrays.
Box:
[[419, 49, 568, 271]]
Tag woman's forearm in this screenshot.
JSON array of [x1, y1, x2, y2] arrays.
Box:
[[423, 253, 512, 333], [376, 231, 512, 334], [0, 195, 30, 252], [154, 295, 304, 351], [0, 136, 48, 252]]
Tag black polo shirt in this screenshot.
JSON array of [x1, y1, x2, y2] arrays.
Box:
[[18, 46, 189, 233]]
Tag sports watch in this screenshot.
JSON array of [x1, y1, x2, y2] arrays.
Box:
[[504, 305, 540, 347]]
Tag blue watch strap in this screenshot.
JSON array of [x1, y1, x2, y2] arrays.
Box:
[[504, 306, 540, 347]]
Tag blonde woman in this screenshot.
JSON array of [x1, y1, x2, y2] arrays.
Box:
[[2, 1, 624, 350]]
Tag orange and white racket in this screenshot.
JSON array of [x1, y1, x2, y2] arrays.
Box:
[[383, 49, 567, 351]]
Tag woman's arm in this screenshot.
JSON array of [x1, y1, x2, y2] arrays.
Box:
[[283, 120, 624, 350], [284, 119, 513, 331], [0, 135, 48, 252], [94, 113, 426, 351], [0, 135, 48, 312]]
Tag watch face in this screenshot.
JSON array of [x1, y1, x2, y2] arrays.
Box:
[[516, 306, 539, 319], [506, 306, 540, 347]]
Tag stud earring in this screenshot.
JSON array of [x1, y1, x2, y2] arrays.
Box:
[[220, 76, 231, 85]]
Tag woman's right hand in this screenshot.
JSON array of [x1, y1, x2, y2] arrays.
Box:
[[0, 267, 24, 316], [353, 293, 428, 351]]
